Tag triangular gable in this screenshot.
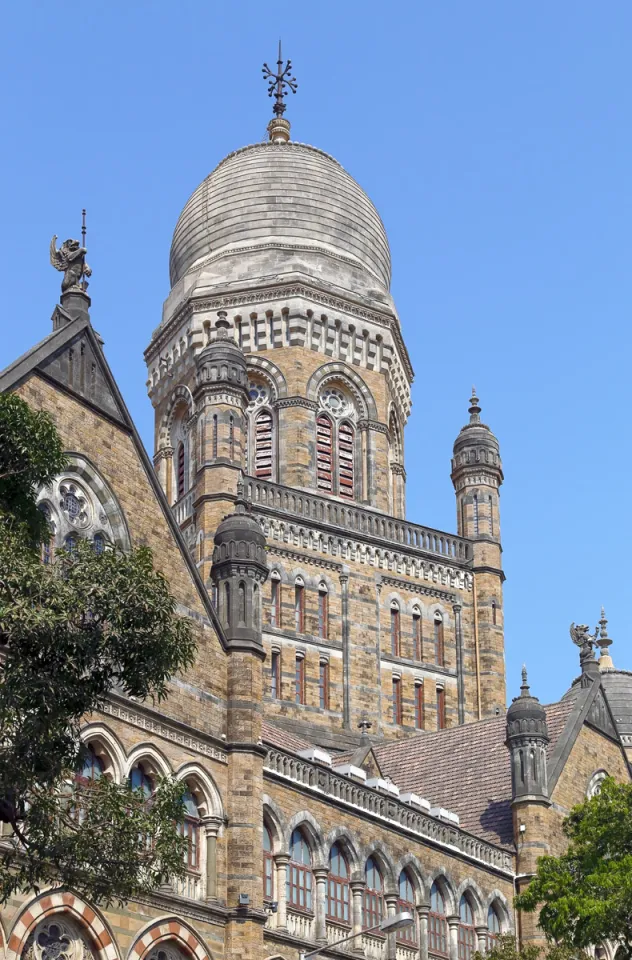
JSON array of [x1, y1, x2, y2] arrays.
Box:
[[0, 317, 127, 426], [0, 315, 227, 649], [586, 685, 619, 741]]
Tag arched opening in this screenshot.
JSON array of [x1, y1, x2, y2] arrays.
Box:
[[129, 762, 154, 798], [412, 608, 422, 660], [287, 828, 313, 913], [397, 870, 417, 944], [390, 601, 401, 657], [176, 442, 185, 500], [263, 822, 275, 901], [429, 881, 448, 958], [318, 582, 329, 639], [327, 842, 350, 925], [433, 613, 445, 666], [316, 414, 334, 493], [458, 894, 476, 960], [270, 571, 282, 628], [363, 856, 384, 930], [487, 902, 502, 948]]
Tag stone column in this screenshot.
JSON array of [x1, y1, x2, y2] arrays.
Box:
[[314, 867, 329, 944], [275, 855, 290, 930], [476, 926, 488, 953], [350, 881, 366, 955], [447, 916, 460, 960], [385, 893, 398, 960], [453, 602, 465, 725], [416, 904, 429, 960], [202, 816, 222, 901], [359, 421, 369, 504], [340, 572, 351, 727]]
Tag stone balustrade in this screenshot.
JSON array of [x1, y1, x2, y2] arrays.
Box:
[[287, 910, 315, 941], [265, 748, 513, 875], [173, 490, 194, 525], [245, 478, 471, 563]]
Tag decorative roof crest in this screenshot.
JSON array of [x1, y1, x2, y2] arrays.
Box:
[[262, 41, 297, 118]]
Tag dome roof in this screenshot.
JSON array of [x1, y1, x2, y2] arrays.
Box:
[[169, 141, 391, 293]]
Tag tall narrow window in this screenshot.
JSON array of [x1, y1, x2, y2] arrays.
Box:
[[130, 762, 154, 798], [287, 829, 312, 912], [253, 584, 260, 632], [492, 600, 497, 625], [39, 503, 55, 565], [338, 422, 355, 499], [363, 858, 384, 929], [318, 584, 329, 639], [295, 654, 305, 704], [429, 883, 448, 957], [319, 659, 330, 710], [434, 614, 445, 666], [92, 533, 105, 554], [488, 494, 494, 536], [254, 410, 273, 479], [327, 843, 350, 923], [229, 416, 235, 461], [413, 610, 422, 660], [316, 414, 333, 492], [270, 575, 281, 628], [473, 493, 479, 536], [177, 442, 185, 499], [458, 896, 476, 960], [391, 602, 400, 657], [436, 686, 446, 730], [263, 824, 274, 900], [487, 904, 502, 948], [270, 650, 280, 699], [295, 578, 305, 633], [397, 872, 417, 944], [414, 682, 424, 730], [179, 791, 200, 872], [392, 676, 402, 725], [223, 581, 231, 627], [238, 581, 246, 625], [76, 745, 104, 784], [212, 415, 218, 459]]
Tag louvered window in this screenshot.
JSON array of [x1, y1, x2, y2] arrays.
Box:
[[316, 415, 333, 492], [254, 410, 273, 479], [177, 442, 185, 499], [337, 422, 355, 498]]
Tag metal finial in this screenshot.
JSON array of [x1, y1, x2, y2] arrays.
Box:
[[468, 386, 481, 424], [358, 714, 373, 736], [520, 665, 530, 696], [262, 41, 297, 117]]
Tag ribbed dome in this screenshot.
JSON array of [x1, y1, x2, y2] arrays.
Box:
[[169, 141, 391, 292]]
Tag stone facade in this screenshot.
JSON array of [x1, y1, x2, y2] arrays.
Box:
[[0, 111, 629, 960]]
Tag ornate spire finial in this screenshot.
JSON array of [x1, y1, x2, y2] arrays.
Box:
[[50, 215, 92, 296], [598, 606, 614, 670], [468, 387, 481, 424], [520, 664, 530, 696], [262, 41, 297, 118], [358, 714, 373, 739]]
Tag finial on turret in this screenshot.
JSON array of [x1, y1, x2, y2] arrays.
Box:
[[520, 664, 529, 695], [598, 606, 614, 670], [468, 387, 481, 424], [262, 41, 297, 143]]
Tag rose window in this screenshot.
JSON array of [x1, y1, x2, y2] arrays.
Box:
[[248, 381, 269, 408], [59, 483, 88, 527], [320, 387, 352, 419], [24, 919, 92, 960]]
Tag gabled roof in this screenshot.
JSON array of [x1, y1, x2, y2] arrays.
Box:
[[262, 720, 313, 753], [0, 314, 227, 648]]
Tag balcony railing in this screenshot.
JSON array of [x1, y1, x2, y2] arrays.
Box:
[[244, 477, 471, 563], [287, 910, 315, 941], [362, 932, 387, 960], [173, 490, 194, 525], [172, 870, 202, 900]]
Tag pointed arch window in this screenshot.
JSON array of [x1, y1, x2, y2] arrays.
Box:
[[392, 676, 402, 725], [391, 602, 401, 657], [429, 883, 448, 957], [254, 410, 273, 479], [223, 581, 231, 627], [397, 871, 417, 944], [458, 896, 476, 960], [270, 649, 281, 699], [295, 577, 305, 633], [415, 681, 424, 730], [338, 422, 355, 498], [363, 857, 384, 929], [316, 414, 334, 492], [318, 583, 329, 639], [176, 442, 186, 499], [129, 762, 154, 799], [179, 791, 200, 871], [287, 828, 313, 912], [263, 823, 274, 900], [437, 685, 446, 730], [434, 613, 445, 666], [413, 609, 422, 660], [487, 904, 502, 948], [76, 745, 104, 785], [295, 653, 305, 705], [327, 842, 350, 924], [270, 573, 282, 628]]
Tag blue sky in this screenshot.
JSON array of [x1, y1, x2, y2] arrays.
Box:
[[2, 1, 630, 705]]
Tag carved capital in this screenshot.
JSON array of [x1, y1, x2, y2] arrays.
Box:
[[357, 418, 388, 435], [275, 396, 319, 411]]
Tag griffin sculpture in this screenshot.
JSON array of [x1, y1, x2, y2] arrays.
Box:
[[570, 622, 598, 667], [49, 236, 92, 292]]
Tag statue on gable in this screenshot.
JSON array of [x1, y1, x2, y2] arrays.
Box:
[[50, 236, 92, 292], [570, 622, 598, 668]]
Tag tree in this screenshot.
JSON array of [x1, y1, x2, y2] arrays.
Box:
[[515, 776, 632, 955], [474, 935, 586, 960], [0, 393, 197, 905]]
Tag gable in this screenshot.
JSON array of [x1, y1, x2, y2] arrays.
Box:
[[585, 686, 619, 741], [551, 721, 631, 820]]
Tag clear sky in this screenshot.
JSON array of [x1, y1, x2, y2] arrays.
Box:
[[2, 1, 630, 705]]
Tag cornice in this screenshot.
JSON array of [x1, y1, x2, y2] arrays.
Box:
[[357, 418, 389, 435], [275, 396, 319, 411], [380, 574, 457, 603], [267, 544, 344, 573]]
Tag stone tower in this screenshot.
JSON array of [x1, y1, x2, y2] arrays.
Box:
[[451, 389, 506, 716], [146, 100, 507, 742]]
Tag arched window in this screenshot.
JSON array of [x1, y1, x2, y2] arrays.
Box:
[[179, 791, 200, 871], [413, 610, 422, 660], [327, 842, 350, 924], [270, 649, 281, 699], [390, 602, 400, 657], [415, 681, 424, 729], [253, 583, 260, 632], [176, 441, 185, 499], [39, 503, 56, 565], [229, 416, 235, 461], [319, 659, 330, 710], [254, 410, 273, 479], [76, 745, 104, 784], [363, 857, 384, 929], [458, 896, 476, 960], [263, 823, 274, 900], [392, 676, 402, 724], [434, 613, 445, 666], [429, 882, 448, 957], [295, 653, 305, 705], [436, 685, 446, 730], [129, 762, 154, 798], [487, 903, 502, 948], [238, 581, 246, 625], [318, 583, 329, 639], [212, 415, 218, 459], [223, 581, 231, 627], [397, 871, 417, 944], [338, 421, 355, 499], [295, 577, 305, 633], [64, 534, 78, 556], [287, 828, 312, 912], [316, 414, 334, 493], [270, 572, 282, 628], [492, 600, 497, 625]]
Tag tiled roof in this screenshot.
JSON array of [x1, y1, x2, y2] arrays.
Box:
[[261, 720, 313, 753], [374, 699, 576, 849]]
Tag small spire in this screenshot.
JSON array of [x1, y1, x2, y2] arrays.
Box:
[[520, 664, 530, 696], [598, 606, 614, 670], [468, 387, 481, 424], [262, 42, 297, 143], [358, 714, 373, 740]]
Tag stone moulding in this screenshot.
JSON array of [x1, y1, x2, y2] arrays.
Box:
[[264, 748, 514, 877], [101, 697, 228, 764]]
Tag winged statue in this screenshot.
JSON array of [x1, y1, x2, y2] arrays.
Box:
[[49, 236, 92, 292], [570, 622, 598, 666]]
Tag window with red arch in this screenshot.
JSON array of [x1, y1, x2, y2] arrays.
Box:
[[263, 823, 274, 900], [327, 842, 350, 924], [362, 856, 384, 930], [337, 421, 355, 498], [458, 895, 477, 960], [317, 414, 334, 492], [287, 828, 313, 912], [397, 870, 417, 944], [429, 882, 448, 957]]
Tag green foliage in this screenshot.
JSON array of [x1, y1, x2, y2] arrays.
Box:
[[515, 776, 632, 953], [474, 935, 588, 960], [0, 394, 198, 905], [0, 393, 67, 547]]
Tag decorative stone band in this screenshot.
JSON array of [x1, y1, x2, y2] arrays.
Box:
[[6, 892, 119, 960], [275, 396, 319, 411], [390, 462, 406, 477], [453, 474, 501, 492], [380, 574, 457, 605], [267, 544, 343, 573], [264, 748, 514, 877], [357, 419, 389, 435]]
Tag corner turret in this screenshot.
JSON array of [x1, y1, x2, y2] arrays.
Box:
[[506, 667, 550, 805]]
